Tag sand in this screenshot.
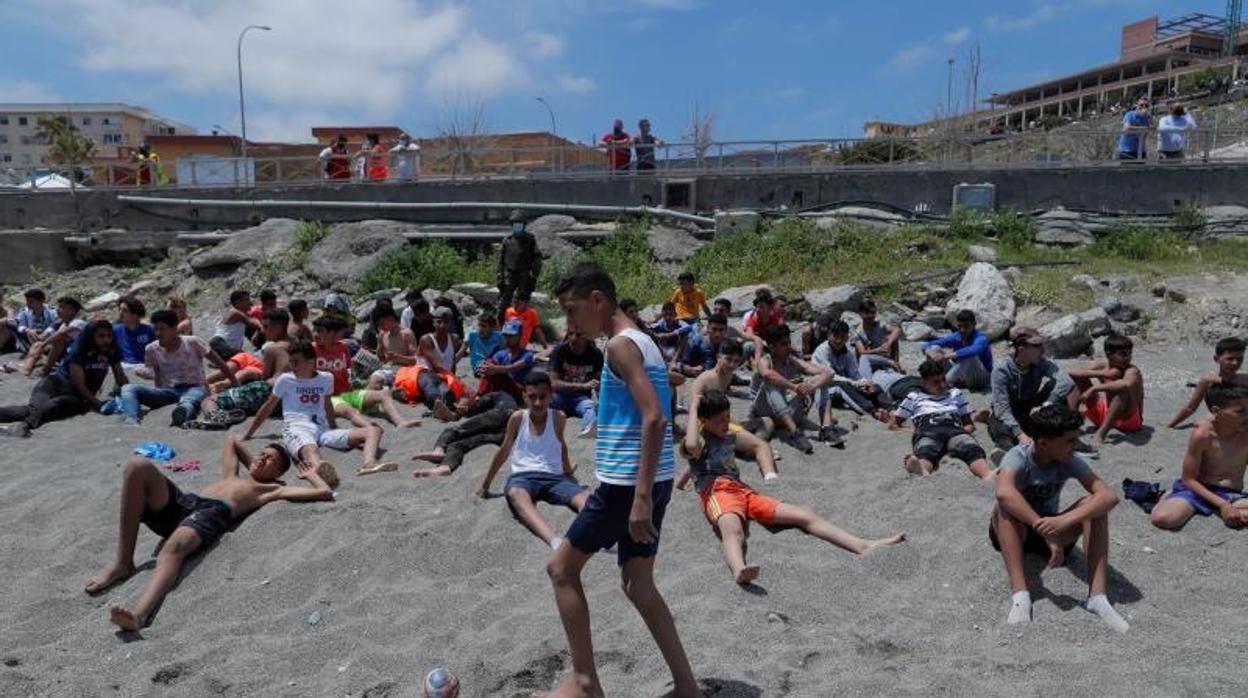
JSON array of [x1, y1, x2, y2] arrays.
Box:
[[3, 329, 1248, 696]]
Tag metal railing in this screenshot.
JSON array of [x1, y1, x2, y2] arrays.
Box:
[[4, 127, 1248, 192]]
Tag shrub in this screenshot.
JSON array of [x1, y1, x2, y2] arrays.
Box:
[[358, 241, 491, 295]]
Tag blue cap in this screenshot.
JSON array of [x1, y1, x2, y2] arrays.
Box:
[[501, 319, 524, 336]]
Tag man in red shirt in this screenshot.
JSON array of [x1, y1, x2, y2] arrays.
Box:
[[601, 119, 632, 172], [742, 289, 783, 364]]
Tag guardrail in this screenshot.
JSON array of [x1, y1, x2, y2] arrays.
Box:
[[3, 127, 1246, 192]]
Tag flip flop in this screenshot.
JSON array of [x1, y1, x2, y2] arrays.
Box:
[[356, 460, 399, 476]]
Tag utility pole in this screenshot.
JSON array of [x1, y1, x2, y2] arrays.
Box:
[[946, 57, 955, 118], [535, 97, 557, 172]]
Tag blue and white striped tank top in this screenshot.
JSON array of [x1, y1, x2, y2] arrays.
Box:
[[594, 328, 676, 486]]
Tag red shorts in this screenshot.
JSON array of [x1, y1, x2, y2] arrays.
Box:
[[700, 477, 780, 527], [1085, 393, 1143, 432], [229, 352, 264, 374]]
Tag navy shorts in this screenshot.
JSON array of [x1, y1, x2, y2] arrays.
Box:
[[505, 471, 586, 507], [566, 479, 674, 566], [141, 478, 233, 548]]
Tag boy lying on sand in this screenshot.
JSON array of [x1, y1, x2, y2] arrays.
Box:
[[678, 389, 905, 585], [84, 434, 333, 630], [990, 404, 1127, 631], [1151, 382, 1248, 530]]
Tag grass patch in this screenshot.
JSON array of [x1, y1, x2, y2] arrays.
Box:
[[539, 221, 674, 305], [286, 221, 331, 270], [358, 241, 493, 296]]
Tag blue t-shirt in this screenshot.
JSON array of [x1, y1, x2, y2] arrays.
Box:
[[1116, 109, 1150, 156], [465, 329, 502, 372], [112, 322, 157, 365], [57, 332, 117, 393], [489, 347, 535, 383], [680, 333, 717, 371], [1001, 443, 1092, 516]]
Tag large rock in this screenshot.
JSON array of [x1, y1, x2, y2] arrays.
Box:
[[945, 263, 1015, 340], [714, 210, 760, 237], [647, 225, 705, 262], [1036, 225, 1094, 247], [1038, 307, 1111, 358], [918, 306, 948, 331], [803, 285, 864, 317], [902, 321, 936, 341], [451, 282, 500, 308], [190, 218, 301, 271], [1098, 296, 1141, 323], [714, 284, 771, 317], [812, 207, 908, 232], [84, 291, 121, 313], [306, 220, 411, 293], [526, 215, 581, 260]]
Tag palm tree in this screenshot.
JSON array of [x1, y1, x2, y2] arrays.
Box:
[[36, 115, 97, 175]]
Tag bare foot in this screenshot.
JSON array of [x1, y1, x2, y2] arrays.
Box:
[[861, 533, 908, 554], [411, 450, 445, 464], [903, 455, 923, 475], [85, 561, 136, 594], [433, 401, 456, 422], [734, 564, 762, 585], [109, 605, 144, 631], [412, 465, 452, 478]]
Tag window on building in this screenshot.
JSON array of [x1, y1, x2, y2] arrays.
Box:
[[1, 154, 11, 163], [103, 133, 126, 145], [102, 117, 112, 126], [0, 135, 7, 144], [0, 116, 8, 125], [17, 116, 27, 126], [82, 117, 92, 126]]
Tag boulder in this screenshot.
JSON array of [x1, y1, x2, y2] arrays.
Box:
[[84, 291, 121, 313], [439, 289, 478, 316], [812, 207, 908, 231], [641, 304, 664, 323], [1036, 208, 1082, 222], [902, 321, 936, 341], [647, 225, 705, 262], [1079, 307, 1112, 337], [968, 245, 998, 263], [1165, 288, 1188, 303], [1036, 225, 1093, 246], [1071, 274, 1098, 290], [190, 218, 301, 271], [526, 214, 577, 237], [306, 220, 411, 293], [1098, 296, 1141, 323], [1039, 307, 1111, 358], [803, 285, 864, 317], [918, 306, 948, 330], [451, 282, 500, 308], [1001, 266, 1022, 285], [526, 215, 581, 260], [945, 263, 1015, 340], [714, 210, 761, 237], [714, 284, 771, 317]]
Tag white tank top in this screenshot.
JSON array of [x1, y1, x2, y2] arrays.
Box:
[[418, 333, 456, 372], [508, 409, 564, 475], [213, 314, 247, 353]]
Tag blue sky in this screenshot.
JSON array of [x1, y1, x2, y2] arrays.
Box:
[[0, 0, 1225, 144]]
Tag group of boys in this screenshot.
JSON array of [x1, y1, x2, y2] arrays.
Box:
[[11, 266, 1248, 694]]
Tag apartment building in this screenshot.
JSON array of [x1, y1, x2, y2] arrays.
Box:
[[0, 103, 194, 168]]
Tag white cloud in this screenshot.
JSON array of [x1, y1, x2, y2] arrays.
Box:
[[985, 4, 1059, 32], [886, 43, 936, 71], [943, 26, 971, 45], [0, 77, 60, 102], [26, 0, 538, 139], [526, 31, 564, 59], [557, 74, 597, 95]]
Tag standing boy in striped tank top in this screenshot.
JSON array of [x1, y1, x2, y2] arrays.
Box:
[[545, 263, 699, 698]]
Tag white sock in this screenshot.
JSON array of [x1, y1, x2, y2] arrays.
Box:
[[549, 535, 564, 551], [1086, 594, 1129, 633], [764, 472, 779, 481], [1007, 591, 1032, 625]]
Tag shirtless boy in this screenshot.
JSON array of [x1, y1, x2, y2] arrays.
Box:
[[677, 390, 905, 584], [84, 433, 333, 630], [1151, 382, 1248, 530], [686, 339, 778, 480], [1069, 334, 1145, 447], [1167, 337, 1247, 428]]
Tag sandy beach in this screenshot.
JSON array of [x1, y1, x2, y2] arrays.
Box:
[[4, 321, 1248, 697]]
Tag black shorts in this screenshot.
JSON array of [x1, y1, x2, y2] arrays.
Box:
[[567, 480, 673, 566], [988, 522, 1076, 559], [141, 478, 233, 548], [913, 424, 985, 464]]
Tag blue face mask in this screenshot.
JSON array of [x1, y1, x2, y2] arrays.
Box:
[[511, 222, 525, 235]]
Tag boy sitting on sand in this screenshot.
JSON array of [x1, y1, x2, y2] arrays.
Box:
[[84, 433, 333, 630], [677, 390, 905, 584], [1168, 337, 1247, 428], [477, 372, 589, 550], [990, 404, 1127, 631], [1069, 334, 1145, 448], [243, 340, 385, 478], [888, 359, 992, 481], [1151, 382, 1248, 530]]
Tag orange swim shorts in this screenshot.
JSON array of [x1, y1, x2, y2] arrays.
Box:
[[1085, 392, 1143, 432], [229, 352, 264, 373], [700, 477, 780, 526]]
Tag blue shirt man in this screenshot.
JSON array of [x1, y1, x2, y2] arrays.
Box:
[[1116, 101, 1151, 159], [922, 310, 992, 390]]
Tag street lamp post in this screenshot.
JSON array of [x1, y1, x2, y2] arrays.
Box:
[[237, 24, 271, 160], [536, 96, 557, 172]]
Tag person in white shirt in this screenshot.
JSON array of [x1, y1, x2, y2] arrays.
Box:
[[476, 371, 589, 550], [1157, 103, 1197, 160], [390, 134, 421, 181]]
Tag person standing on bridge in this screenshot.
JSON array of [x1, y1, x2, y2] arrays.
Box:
[[497, 210, 541, 323], [633, 118, 664, 173], [601, 119, 632, 172], [390, 134, 421, 181], [1115, 98, 1152, 161], [1157, 103, 1197, 161]]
